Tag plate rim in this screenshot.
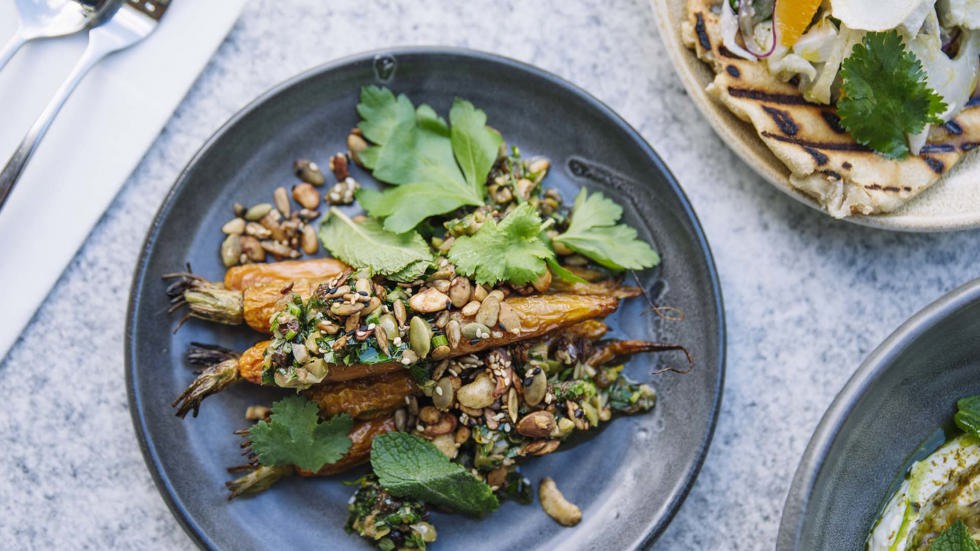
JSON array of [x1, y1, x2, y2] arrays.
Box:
[[649, 0, 980, 233], [125, 45, 727, 550], [775, 277, 980, 550]]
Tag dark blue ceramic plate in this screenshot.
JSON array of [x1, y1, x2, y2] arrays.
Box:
[[126, 48, 725, 550], [778, 279, 980, 550]]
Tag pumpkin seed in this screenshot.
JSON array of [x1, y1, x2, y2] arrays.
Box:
[[433, 377, 454, 410], [220, 235, 241, 267], [409, 316, 432, 359], [378, 314, 398, 339], [462, 322, 490, 340], [293, 159, 326, 186], [523, 367, 547, 406], [244, 203, 272, 221]]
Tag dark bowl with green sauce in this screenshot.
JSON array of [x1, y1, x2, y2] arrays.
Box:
[[777, 278, 980, 550], [126, 48, 725, 551]]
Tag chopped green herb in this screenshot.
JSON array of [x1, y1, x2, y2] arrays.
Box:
[[249, 396, 353, 472], [553, 188, 660, 271], [318, 207, 433, 282], [837, 31, 947, 159], [448, 203, 554, 286], [371, 432, 499, 516]]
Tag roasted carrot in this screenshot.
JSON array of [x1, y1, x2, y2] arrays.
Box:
[[223, 257, 349, 290], [173, 293, 620, 417]]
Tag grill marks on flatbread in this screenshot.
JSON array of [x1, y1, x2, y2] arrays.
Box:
[[681, 0, 980, 217]]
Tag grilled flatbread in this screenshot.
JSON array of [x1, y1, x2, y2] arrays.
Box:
[[681, 0, 980, 218]]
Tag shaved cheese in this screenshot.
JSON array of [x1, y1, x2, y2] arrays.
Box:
[[830, 0, 935, 32]]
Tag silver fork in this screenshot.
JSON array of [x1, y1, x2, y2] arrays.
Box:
[[0, 0, 172, 212]]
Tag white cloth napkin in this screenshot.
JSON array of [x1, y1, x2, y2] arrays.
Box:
[[0, 0, 246, 360]]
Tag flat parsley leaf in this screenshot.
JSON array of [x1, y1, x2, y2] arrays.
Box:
[[553, 188, 660, 271], [930, 521, 980, 551], [354, 87, 501, 232], [371, 432, 499, 516], [318, 207, 433, 282], [249, 396, 353, 472], [954, 394, 980, 440], [448, 203, 554, 286], [838, 31, 947, 159]]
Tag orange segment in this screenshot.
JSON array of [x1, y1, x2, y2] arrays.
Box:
[[775, 0, 823, 47]]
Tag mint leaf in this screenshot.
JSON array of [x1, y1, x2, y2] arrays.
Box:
[[554, 188, 660, 271], [318, 207, 433, 281], [249, 396, 353, 472], [837, 31, 947, 159], [449, 98, 503, 196], [371, 432, 499, 516], [954, 394, 980, 440], [930, 521, 980, 551], [448, 203, 554, 286]]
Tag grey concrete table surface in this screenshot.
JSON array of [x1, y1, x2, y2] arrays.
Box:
[[1, 0, 978, 549]]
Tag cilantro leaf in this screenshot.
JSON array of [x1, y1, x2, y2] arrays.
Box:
[[930, 521, 980, 551], [371, 432, 499, 516], [356, 86, 415, 150], [553, 188, 660, 271], [448, 203, 554, 286], [318, 207, 433, 281], [954, 394, 980, 440], [837, 31, 947, 159], [449, 98, 503, 196], [357, 182, 482, 234], [355, 87, 502, 232], [248, 396, 353, 472]]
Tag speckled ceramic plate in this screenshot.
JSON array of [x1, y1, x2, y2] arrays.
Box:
[[125, 48, 725, 550], [651, 0, 980, 232], [777, 279, 980, 549]]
